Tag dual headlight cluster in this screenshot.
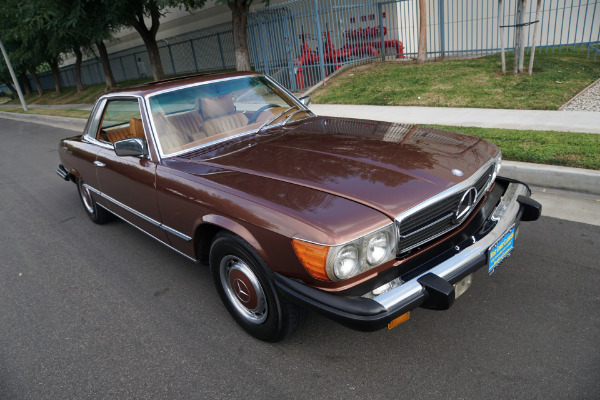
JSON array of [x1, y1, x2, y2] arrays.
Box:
[[293, 224, 398, 282]]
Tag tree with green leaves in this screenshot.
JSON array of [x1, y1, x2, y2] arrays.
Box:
[[216, 0, 268, 71], [109, 0, 206, 81]]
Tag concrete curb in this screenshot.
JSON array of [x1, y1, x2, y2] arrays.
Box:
[[502, 161, 600, 196], [0, 111, 86, 132], [558, 77, 600, 111], [1, 110, 598, 195]]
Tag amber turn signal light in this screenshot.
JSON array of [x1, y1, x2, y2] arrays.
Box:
[[292, 239, 330, 281], [387, 312, 410, 329]]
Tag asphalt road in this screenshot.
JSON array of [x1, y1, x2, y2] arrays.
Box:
[[1, 118, 599, 399]]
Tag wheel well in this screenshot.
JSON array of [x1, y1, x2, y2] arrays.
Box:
[[195, 223, 223, 264]]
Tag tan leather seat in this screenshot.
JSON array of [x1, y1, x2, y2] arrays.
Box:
[[201, 94, 248, 137], [165, 111, 207, 141], [129, 117, 145, 138], [101, 118, 145, 143], [153, 112, 190, 152], [103, 126, 130, 143]]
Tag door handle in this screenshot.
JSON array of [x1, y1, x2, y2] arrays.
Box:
[[94, 161, 106, 167]]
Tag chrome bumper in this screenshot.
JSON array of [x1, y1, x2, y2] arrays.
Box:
[[275, 180, 540, 332], [56, 164, 70, 181], [372, 182, 529, 313]]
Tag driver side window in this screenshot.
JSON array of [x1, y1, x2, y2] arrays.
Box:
[[96, 99, 145, 144]]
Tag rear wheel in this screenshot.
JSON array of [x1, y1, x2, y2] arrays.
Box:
[[77, 179, 111, 224], [209, 232, 305, 342]]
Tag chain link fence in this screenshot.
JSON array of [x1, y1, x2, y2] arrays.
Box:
[[5, 0, 598, 95], [28, 21, 239, 93]]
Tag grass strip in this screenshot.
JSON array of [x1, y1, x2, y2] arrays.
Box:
[[312, 47, 600, 110], [0, 107, 91, 119], [430, 125, 600, 170]]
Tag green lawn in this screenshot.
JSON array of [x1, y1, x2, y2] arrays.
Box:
[[431, 125, 600, 170], [312, 47, 600, 110], [0, 107, 91, 119]]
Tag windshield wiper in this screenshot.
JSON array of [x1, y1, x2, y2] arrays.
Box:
[[256, 105, 298, 134]]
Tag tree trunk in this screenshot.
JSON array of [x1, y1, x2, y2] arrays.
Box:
[[141, 36, 165, 81], [74, 47, 85, 92], [48, 58, 63, 96], [27, 66, 44, 97], [528, 0, 543, 75], [513, 0, 522, 74], [499, 0, 506, 74], [5, 82, 17, 98], [20, 71, 32, 97], [517, 0, 528, 73], [229, 1, 252, 71], [417, 0, 427, 63], [128, 7, 165, 80], [96, 41, 117, 91]]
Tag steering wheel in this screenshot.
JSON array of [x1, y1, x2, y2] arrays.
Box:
[[247, 104, 281, 124]]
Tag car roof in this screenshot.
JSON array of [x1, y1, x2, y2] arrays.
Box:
[[105, 71, 260, 98]]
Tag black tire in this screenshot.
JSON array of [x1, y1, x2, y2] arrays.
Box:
[[77, 179, 112, 224], [209, 232, 306, 342]]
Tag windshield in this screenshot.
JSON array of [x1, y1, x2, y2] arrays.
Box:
[[148, 76, 307, 156]]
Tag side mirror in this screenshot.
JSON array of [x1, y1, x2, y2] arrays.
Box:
[[299, 95, 311, 107], [114, 137, 148, 157]]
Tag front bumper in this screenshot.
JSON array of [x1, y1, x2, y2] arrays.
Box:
[[275, 179, 542, 332]]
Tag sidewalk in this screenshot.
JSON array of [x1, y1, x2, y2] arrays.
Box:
[[1, 102, 599, 195], [0, 103, 93, 111], [309, 104, 600, 134]]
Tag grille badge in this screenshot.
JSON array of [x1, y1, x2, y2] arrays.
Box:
[[453, 188, 478, 224]]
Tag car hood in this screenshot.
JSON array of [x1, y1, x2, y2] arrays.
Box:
[[175, 117, 499, 219]]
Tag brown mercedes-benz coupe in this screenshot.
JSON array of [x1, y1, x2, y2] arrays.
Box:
[[57, 72, 541, 341]]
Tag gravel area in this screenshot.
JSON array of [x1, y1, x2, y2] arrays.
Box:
[[561, 79, 600, 112]]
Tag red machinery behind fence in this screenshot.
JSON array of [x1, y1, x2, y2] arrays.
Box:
[[295, 25, 404, 90]]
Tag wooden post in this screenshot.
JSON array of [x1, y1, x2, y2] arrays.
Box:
[[528, 0, 543, 75], [499, 0, 506, 74], [513, 0, 522, 74], [417, 0, 427, 63], [518, 0, 528, 73]]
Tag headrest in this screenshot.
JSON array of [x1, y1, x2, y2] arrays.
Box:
[[200, 94, 235, 120]]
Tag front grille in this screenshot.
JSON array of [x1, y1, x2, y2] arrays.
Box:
[[396, 163, 495, 254]]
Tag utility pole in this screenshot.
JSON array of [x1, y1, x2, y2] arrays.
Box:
[[0, 38, 28, 111]]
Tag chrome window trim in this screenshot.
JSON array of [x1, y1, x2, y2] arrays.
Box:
[[395, 158, 496, 226], [84, 96, 151, 154], [84, 184, 192, 242], [95, 203, 198, 263], [143, 74, 308, 159]]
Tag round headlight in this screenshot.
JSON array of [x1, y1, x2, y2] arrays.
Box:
[[333, 244, 359, 279], [366, 231, 391, 265]]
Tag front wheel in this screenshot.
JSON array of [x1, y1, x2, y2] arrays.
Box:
[[77, 179, 111, 224], [210, 232, 305, 342]]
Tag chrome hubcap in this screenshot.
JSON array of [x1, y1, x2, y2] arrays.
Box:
[[220, 255, 267, 324], [79, 183, 94, 214]]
